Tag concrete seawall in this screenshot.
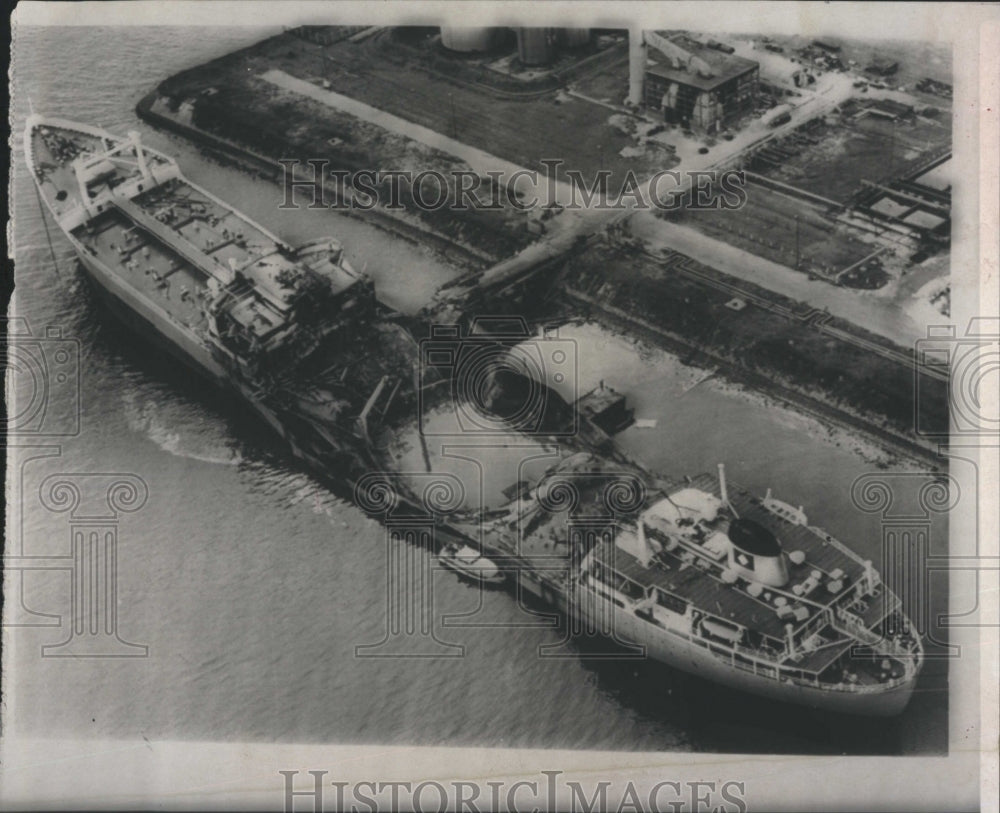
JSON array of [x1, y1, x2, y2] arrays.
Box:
[[560, 284, 944, 469], [135, 92, 494, 268]]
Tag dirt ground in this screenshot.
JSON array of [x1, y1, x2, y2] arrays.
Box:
[[751, 33, 953, 103], [667, 182, 878, 280], [750, 102, 951, 205]]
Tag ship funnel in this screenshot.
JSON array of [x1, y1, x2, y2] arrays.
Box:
[[717, 463, 728, 504], [728, 517, 790, 587]]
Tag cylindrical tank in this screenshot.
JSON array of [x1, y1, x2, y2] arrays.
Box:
[[560, 28, 591, 48], [440, 27, 500, 53], [516, 28, 557, 66]]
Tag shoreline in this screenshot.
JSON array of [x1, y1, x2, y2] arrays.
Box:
[[135, 91, 499, 271], [554, 319, 908, 469], [558, 288, 944, 471]]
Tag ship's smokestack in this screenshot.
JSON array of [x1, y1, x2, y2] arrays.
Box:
[[717, 463, 728, 504], [628, 28, 646, 106]]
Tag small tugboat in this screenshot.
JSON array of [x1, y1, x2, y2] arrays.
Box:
[[439, 543, 507, 586]]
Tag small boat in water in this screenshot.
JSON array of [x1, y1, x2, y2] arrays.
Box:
[[439, 543, 506, 586]]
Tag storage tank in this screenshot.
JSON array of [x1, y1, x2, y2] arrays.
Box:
[[440, 27, 500, 53], [516, 28, 558, 66], [560, 28, 591, 48]]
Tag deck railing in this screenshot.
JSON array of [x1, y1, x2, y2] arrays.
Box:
[[630, 590, 917, 692]]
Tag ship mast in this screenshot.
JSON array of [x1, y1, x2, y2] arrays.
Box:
[[717, 462, 739, 518], [73, 129, 156, 217]]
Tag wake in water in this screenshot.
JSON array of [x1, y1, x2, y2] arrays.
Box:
[[121, 389, 244, 466]]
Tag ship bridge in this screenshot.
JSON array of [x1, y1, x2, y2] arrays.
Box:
[[105, 177, 372, 365]]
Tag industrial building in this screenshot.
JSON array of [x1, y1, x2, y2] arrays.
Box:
[[630, 31, 760, 133]]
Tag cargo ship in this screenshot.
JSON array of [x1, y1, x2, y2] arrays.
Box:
[[454, 452, 923, 716], [24, 115, 422, 478], [24, 116, 923, 716]]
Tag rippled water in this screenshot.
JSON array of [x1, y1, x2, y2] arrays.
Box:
[[7, 26, 946, 754]]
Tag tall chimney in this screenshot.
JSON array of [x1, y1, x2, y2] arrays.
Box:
[[717, 462, 729, 504], [628, 28, 646, 106]]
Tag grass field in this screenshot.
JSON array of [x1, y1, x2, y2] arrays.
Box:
[[159, 29, 679, 189]]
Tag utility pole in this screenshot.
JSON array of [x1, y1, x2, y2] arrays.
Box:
[[794, 214, 800, 269], [888, 119, 895, 179]]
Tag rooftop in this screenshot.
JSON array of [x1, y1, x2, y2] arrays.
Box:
[[646, 35, 759, 92]]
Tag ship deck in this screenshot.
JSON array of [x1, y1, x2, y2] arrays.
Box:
[[31, 125, 117, 221], [605, 539, 879, 680], [73, 209, 211, 331], [685, 473, 868, 582], [30, 123, 175, 222], [67, 172, 315, 337], [31, 119, 310, 341], [487, 466, 895, 651], [597, 474, 885, 637]]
